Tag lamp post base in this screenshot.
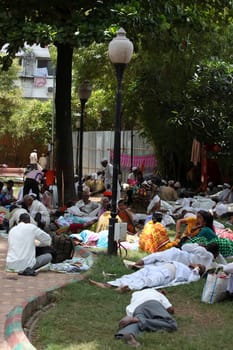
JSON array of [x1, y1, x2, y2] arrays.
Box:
[[77, 184, 83, 200], [108, 217, 118, 255]]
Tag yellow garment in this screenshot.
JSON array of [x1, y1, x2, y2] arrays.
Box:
[[139, 220, 170, 253], [183, 216, 200, 237], [96, 211, 121, 233]]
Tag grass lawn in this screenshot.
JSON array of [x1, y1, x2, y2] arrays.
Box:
[[32, 247, 233, 350]]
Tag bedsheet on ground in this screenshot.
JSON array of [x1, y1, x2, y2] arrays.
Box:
[[39, 255, 93, 273], [216, 228, 233, 240], [70, 230, 139, 250], [56, 215, 97, 227]]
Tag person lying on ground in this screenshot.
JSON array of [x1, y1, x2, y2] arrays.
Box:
[[115, 288, 177, 347], [6, 213, 52, 272], [89, 261, 205, 292], [135, 242, 216, 269], [184, 236, 233, 259]]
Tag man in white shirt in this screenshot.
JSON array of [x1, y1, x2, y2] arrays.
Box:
[[101, 158, 113, 190], [74, 189, 100, 217], [29, 149, 38, 169], [38, 153, 48, 170], [89, 260, 205, 292], [136, 243, 215, 270], [23, 194, 50, 230], [6, 213, 52, 272], [115, 289, 177, 347], [8, 205, 36, 229], [147, 192, 161, 214]]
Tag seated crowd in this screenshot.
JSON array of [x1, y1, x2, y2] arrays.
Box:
[[2, 166, 233, 269], [3, 164, 233, 346]]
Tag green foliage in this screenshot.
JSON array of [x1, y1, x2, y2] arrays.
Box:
[[120, 1, 233, 179], [0, 59, 23, 134], [10, 99, 52, 144], [0, 56, 52, 160], [1, 0, 233, 183], [72, 43, 114, 130], [72, 41, 141, 131], [174, 59, 233, 144]]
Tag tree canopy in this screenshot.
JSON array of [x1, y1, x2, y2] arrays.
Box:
[[0, 0, 233, 197]]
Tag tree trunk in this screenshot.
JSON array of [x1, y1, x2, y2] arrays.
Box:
[[55, 43, 75, 206]]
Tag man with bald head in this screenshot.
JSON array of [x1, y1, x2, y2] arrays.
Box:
[[6, 213, 52, 272]]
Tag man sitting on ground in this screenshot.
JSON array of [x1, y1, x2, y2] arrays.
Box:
[[117, 199, 136, 235], [8, 204, 36, 229], [139, 211, 174, 253], [1, 180, 16, 206], [74, 188, 100, 217], [6, 213, 52, 272], [23, 194, 50, 230]]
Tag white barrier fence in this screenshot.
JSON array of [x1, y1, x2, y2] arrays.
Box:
[[72, 130, 156, 182]]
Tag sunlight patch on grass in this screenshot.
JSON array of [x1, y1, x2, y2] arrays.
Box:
[[45, 340, 102, 350]]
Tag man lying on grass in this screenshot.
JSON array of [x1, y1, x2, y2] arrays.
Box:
[[89, 243, 216, 292], [89, 261, 206, 292], [115, 288, 177, 347]]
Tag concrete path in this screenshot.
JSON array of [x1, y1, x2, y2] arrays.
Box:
[[0, 236, 86, 349]]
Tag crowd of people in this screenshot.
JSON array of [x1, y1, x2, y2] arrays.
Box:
[[2, 154, 233, 269], [2, 152, 233, 346]]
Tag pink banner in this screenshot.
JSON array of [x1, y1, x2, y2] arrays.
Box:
[[110, 150, 157, 169]]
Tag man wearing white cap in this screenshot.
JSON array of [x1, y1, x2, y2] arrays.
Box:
[[214, 184, 233, 203], [159, 180, 178, 201], [23, 194, 50, 230], [101, 158, 113, 191]]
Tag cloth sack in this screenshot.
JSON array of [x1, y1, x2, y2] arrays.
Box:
[[51, 233, 75, 263], [201, 272, 229, 304]]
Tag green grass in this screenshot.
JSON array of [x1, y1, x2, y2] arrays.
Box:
[[32, 249, 233, 350]]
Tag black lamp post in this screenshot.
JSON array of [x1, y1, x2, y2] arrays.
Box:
[[130, 127, 134, 171], [77, 80, 92, 199], [108, 28, 133, 255], [75, 117, 80, 176]]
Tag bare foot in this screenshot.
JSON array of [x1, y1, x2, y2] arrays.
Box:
[[116, 285, 131, 293], [158, 289, 167, 295], [88, 279, 112, 289], [123, 333, 141, 347], [119, 316, 139, 329], [167, 306, 175, 314]]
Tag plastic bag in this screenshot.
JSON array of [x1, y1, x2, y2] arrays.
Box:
[[201, 272, 229, 304]]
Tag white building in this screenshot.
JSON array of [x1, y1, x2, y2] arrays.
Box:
[[16, 44, 55, 99]]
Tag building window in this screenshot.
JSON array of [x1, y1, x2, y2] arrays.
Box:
[[37, 59, 54, 76]]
